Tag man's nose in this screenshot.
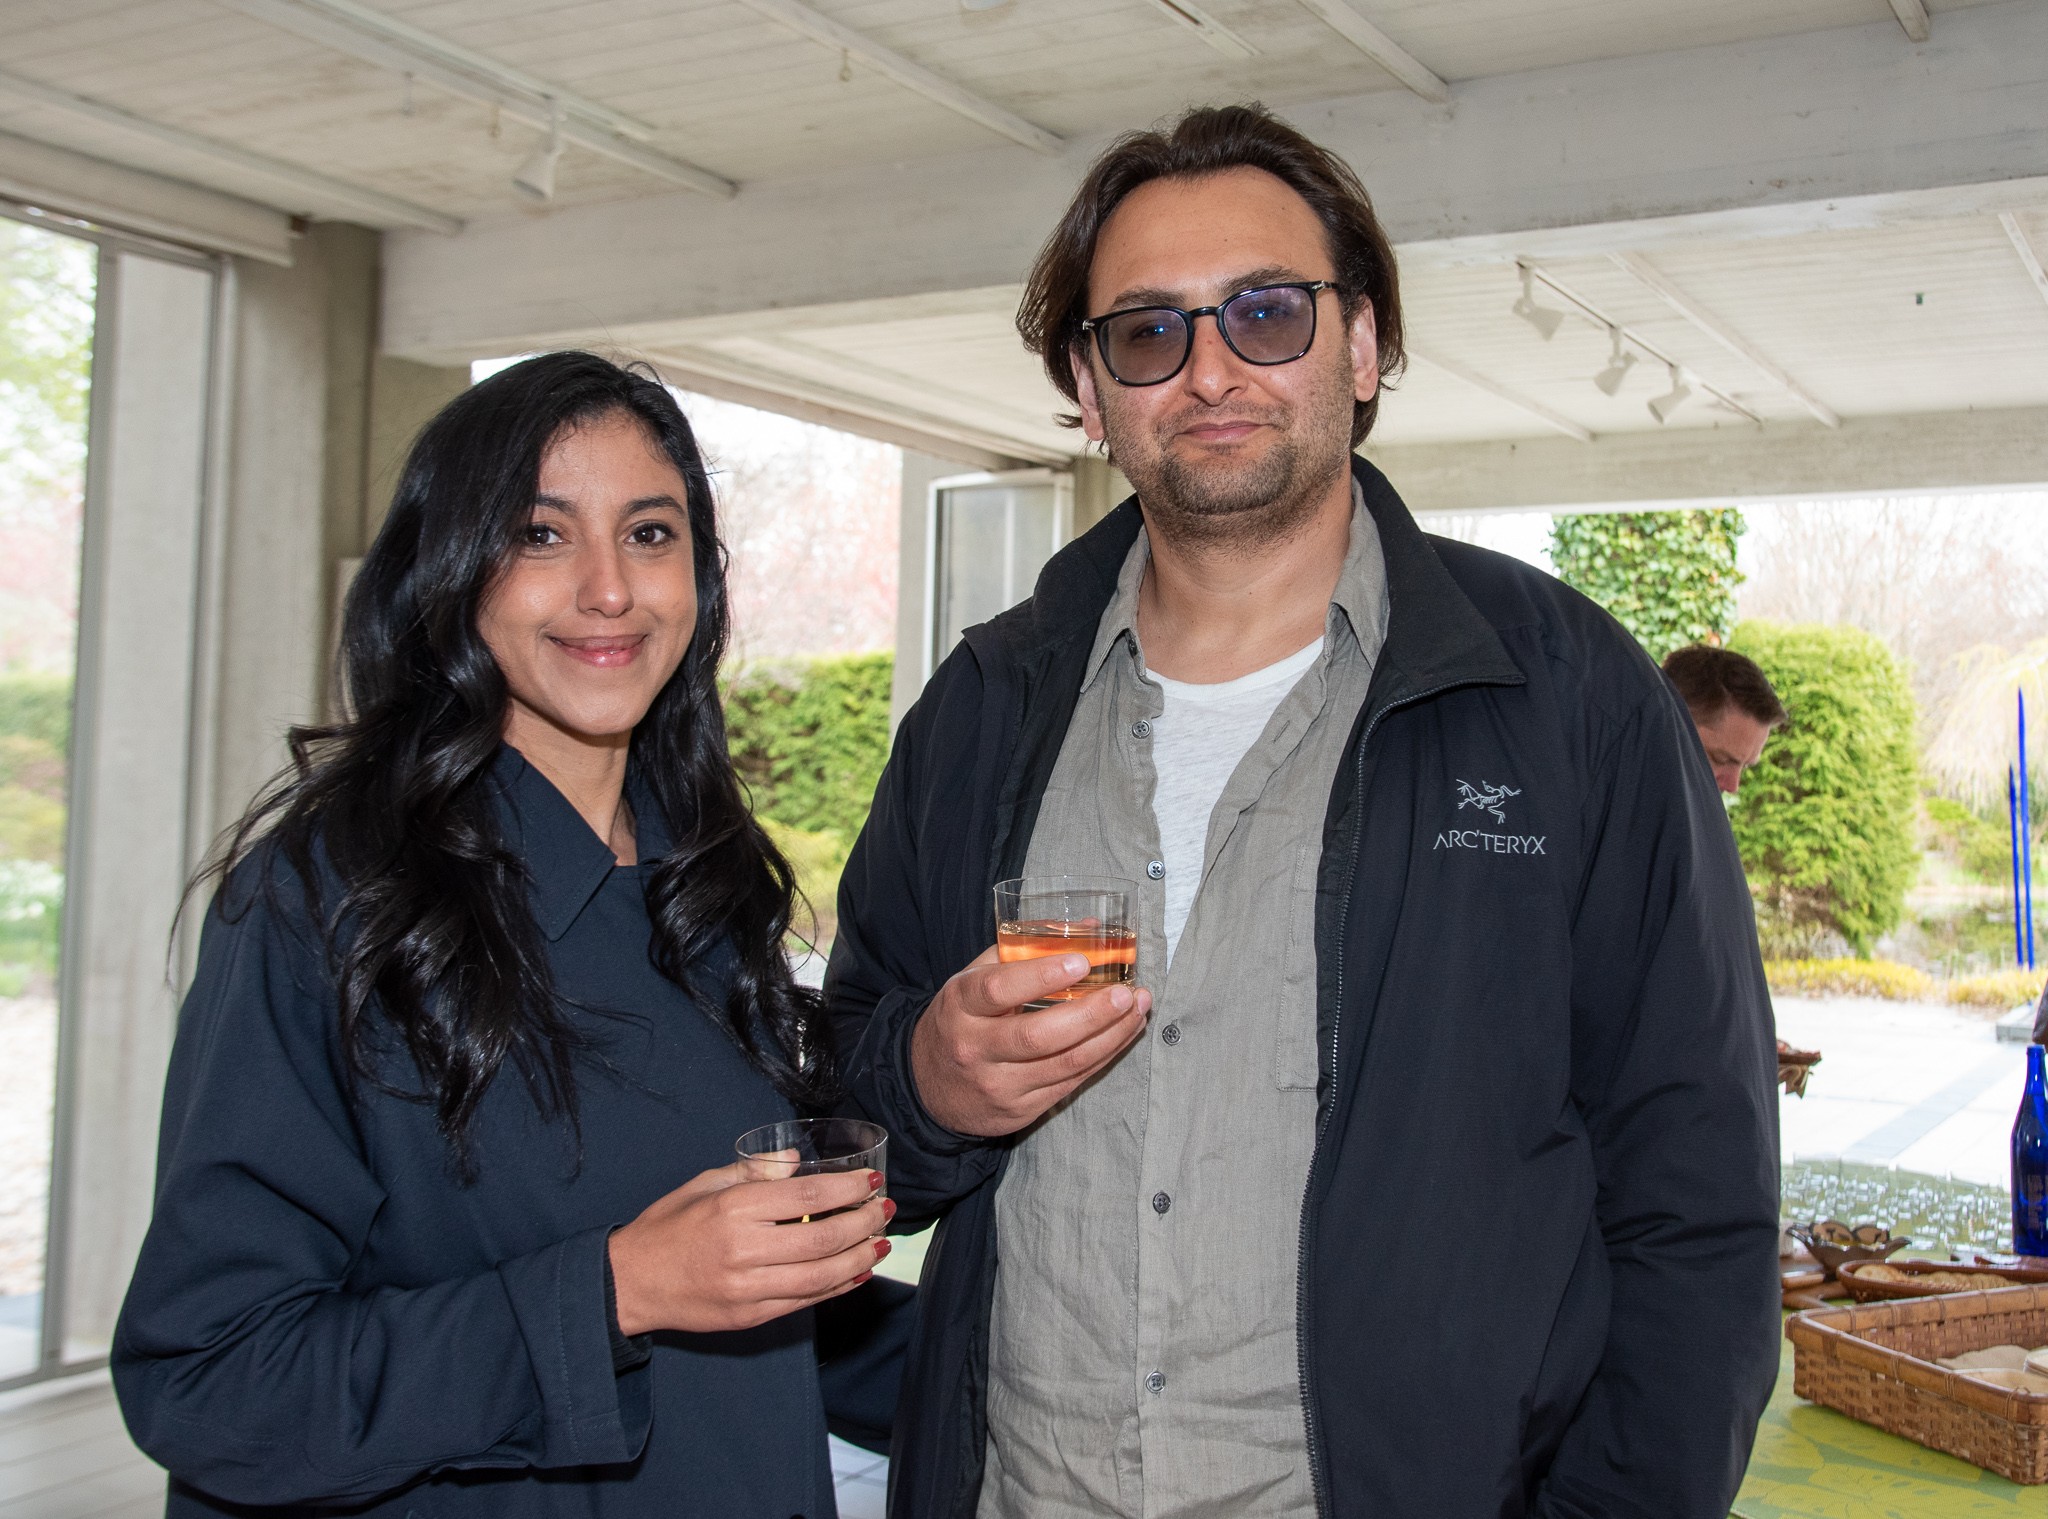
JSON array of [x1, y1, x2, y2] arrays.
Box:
[[1182, 312, 1246, 401]]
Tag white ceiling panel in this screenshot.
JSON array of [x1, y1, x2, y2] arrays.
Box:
[[3, 0, 2007, 220]]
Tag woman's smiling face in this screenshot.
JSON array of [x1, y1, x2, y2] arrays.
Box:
[[477, 410, 699, 751]]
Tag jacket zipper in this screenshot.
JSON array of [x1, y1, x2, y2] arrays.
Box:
[[1295, 679, 1473, 1518]]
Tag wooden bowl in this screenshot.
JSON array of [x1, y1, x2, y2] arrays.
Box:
[[1839, 1259, 2048, 1301]]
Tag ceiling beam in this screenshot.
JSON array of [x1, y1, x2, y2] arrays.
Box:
[[1609, 251, 1839, 427], [218, 0, 736, 198], [2000, 211, 2048, 314], [0, 65, 460, 233], [0, 128, 296, 264], [235, 0, 654, 138], [1517, 260, 1764, 424], [1293, 0, 1449, 103], [1887, 0, 1931, 44], [731, 0, 1062, 156], [1143, 0, 1260, 60], [652, 341, 1071, 466], [649, 350, 1035, 471], [1407, 348, 1594, 442]]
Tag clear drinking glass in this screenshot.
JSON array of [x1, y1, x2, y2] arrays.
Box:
[[992, 875, 1139, 1010], [735, 1117, 887, 1221]]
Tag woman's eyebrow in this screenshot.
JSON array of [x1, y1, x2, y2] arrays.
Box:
[[530, 493, 686, 513]]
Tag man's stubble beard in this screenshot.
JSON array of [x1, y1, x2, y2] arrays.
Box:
[[1100, 352, 1358, 555]]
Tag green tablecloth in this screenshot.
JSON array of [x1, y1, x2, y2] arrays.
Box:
[[1732, 1326, 2043, 1517]]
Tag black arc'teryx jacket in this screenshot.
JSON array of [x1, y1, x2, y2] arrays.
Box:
[[826, 456, 1781, 1518]]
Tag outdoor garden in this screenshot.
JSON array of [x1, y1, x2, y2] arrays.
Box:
[[1550, 507, 2045, 1015]]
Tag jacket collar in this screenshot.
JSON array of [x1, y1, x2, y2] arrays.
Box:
[[1348, 454, 1525, 705], [488, 744, 669, 941]]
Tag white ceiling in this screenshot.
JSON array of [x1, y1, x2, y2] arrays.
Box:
[[0, 0, 2006, 218]]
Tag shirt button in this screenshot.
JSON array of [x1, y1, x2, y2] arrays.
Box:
[[1152, 1191, 1171, 1215], [1146, 860, 1165, 880], [1161, 1023, 1182, 1045], [1131, 719, 1152, 739], [1146, 1370, 1166, 1394]]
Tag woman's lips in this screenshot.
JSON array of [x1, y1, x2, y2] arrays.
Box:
[[549, 634, 647, 667]]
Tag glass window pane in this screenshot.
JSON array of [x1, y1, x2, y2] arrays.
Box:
[[933, 481, 1060, 668], [0, 217, 95, 1378]]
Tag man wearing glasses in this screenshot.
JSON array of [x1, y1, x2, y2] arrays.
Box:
[[829, 104, 1779, 1518]]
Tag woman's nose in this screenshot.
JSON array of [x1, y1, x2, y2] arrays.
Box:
[[578, 544, 633, 614]]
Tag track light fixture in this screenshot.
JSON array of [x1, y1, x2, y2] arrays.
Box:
[[512, 100, 565, 202], [1648, 363, 1692, 424], [1512, 266, 1564, 341], [1593, 326, 1638, 396]]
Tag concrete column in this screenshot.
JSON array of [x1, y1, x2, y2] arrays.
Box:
[[204, 242, 345, 833], [890, 450, 953, 731], [362, 353, 469, 536], [1071, 454, 1131, 536], [55, 249, 215, 1357]]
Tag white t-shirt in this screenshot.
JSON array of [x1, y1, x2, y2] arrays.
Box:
[[1150, 637, 1325, 962]]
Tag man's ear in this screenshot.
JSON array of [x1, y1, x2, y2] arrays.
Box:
[[1071, 342, 1107, 445], [1348, 301, 1380, 405]]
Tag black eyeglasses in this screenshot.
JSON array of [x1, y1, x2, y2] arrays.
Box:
[[1079, 281, 1342, 387]]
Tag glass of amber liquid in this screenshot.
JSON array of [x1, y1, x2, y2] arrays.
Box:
[[993, 876, 1138, 1010]]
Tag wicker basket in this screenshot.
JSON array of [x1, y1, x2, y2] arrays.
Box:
[[1786, 1285, 2048, 1484]]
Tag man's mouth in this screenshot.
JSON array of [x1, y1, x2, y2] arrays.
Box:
[[1176, 417, 1277, 445], [549, 634, 647, 667]]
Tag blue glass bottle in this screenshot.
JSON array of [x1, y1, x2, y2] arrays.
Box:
[[2016, 1044, 2048, 1258]]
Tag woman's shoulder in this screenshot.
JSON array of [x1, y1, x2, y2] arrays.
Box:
[[198, 825, 349, 982]]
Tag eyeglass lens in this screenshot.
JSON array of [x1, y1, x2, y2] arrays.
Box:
[[1098, 285, 1321, 386]]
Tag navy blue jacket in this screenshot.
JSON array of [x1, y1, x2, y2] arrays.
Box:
[[828, 458, 1781, 1518], [114, 748, 840, 1518]]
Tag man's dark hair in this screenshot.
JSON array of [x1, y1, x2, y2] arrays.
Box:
[[1662, 645, 1787, 729], [1017, 102, 1405, 448]]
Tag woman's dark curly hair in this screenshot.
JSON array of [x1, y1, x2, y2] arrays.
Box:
[[203, 351, 833, 1177]]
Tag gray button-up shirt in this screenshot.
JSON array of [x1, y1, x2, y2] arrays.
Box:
[[979, 485, 1389, 1519]]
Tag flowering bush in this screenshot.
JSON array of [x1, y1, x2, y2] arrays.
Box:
[[1944, 968, 2046, 1011], [1765, 958, 1935, 1001]]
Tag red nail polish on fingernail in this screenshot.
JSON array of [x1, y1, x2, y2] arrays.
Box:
[[874, 1238, 892, 1259], [882, 1198, 898, 1222], [855, 1269, 874, 1284], [868, 1171, 884, 1191]]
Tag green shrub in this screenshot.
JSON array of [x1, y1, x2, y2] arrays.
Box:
[[0, 859, 62, 976], [0, 785, 65, 864], [0, 673, 71, 751], [1549, 508, 1744, 662], [759, 818, 849, 948], [1924, 795, 2022, 884], [0, 734, 64, 799], [724, 654, 892, 842], [1728, 622, 1919, 956]]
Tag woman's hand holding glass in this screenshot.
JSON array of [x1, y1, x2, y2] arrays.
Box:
[[606, 1164, 892, 1336]]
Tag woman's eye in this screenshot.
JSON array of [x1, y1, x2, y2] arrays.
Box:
[[628, 521, 678, 546], [521, 522, 562, 547]]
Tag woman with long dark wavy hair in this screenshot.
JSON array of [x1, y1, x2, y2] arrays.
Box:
[[112, 352, 892, 1518]]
